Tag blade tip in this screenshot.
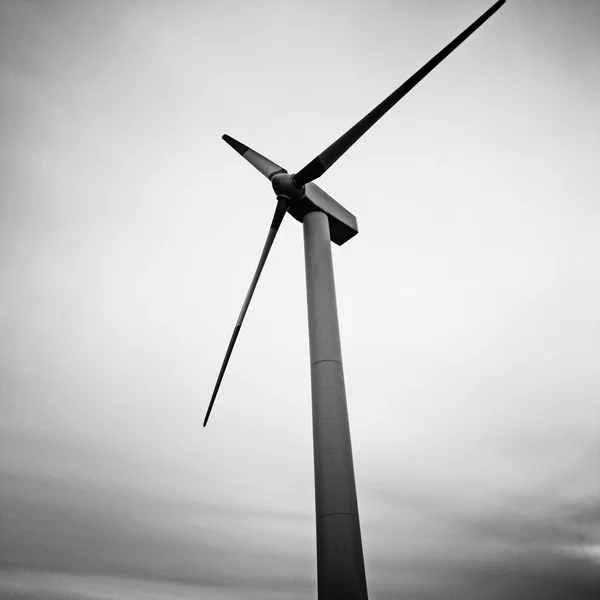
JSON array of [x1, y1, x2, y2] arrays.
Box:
[[222, 134, 250, 156]]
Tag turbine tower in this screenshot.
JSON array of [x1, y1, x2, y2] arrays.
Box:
[[203, 1, 505, 597]]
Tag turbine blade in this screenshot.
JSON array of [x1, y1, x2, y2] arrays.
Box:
[[203, 199, 288, 427], [294, 0, 505, 186], [222, 134, 287, 180]]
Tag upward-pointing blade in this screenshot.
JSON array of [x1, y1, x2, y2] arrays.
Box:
[[293, 0, 506, 187], [203, 199, 288, 427], [222, 134, 287, 180]]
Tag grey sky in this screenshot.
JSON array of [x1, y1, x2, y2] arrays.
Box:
[[1, 0, 599, 598]]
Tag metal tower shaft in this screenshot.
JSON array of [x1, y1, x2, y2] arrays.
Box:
[[303, 210, 368, 599]]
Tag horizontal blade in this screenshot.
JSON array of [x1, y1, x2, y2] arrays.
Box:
[[222, 134, 287, 180], [203, 199, 288, 427], [294, 0, 506, 186]]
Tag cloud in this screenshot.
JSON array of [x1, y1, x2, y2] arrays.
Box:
[[0, 429, 315, 598], [362, 483, 600, 599], [7, 428, 596, 600]]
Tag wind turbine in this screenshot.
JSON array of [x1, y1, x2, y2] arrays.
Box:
[[203, 1, 505, 597]]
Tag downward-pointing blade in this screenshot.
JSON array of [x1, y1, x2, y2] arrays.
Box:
[[203, 199, 288, 427], [293, 0, 506, 187], [222, 134, 287, 180]]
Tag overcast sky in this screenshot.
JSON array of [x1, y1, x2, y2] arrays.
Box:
[[1, 0, 599, 598]]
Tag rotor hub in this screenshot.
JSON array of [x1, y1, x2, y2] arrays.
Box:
[[271, 172, 304, 204]]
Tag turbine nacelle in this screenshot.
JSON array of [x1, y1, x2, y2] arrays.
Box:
[[269, 171, 358, 246], [287, 182, 358, 246]]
